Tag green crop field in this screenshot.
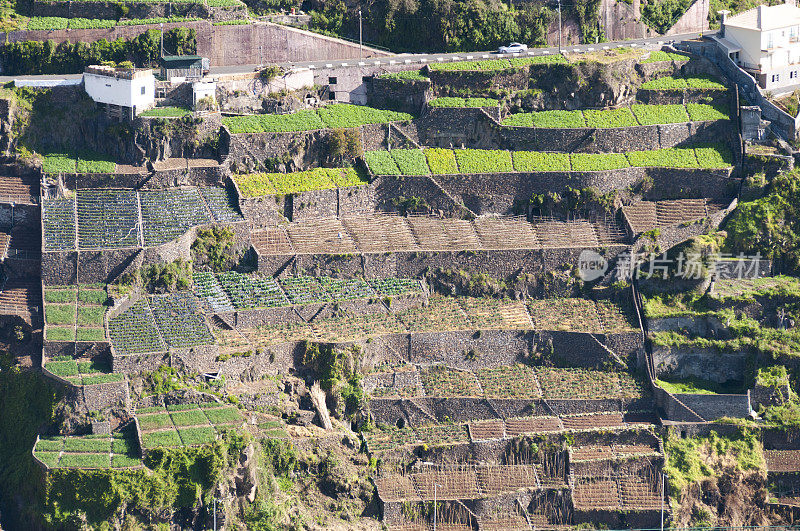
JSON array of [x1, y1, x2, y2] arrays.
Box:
[[583, 107, 638, 128], [642, 50, 690, 63], [631, 104, 690, 125], [571, 152, 631, 171], [235, 168, 366, 196], [318, 104, 412, 128], [502, 110, 585, 128], [512, 151, 571, 172], [627, 148, 699, 168], [686, 103, 730, 121], [140, 106, 192, 118], [454, 149, 514, 173], [424, 148, 459, 174], [364, 151, 401, 175], [379, 69, 429, 81], [390, 149, 430, 175], [428, 97, 499, 107]]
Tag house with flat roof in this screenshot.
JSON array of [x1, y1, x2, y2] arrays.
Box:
[[716, 1, 800, 91], [160, 56, 208, 81], [83, 65, 155, 119]]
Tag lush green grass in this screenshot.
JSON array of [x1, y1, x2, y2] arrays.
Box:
[[317, 104, 412, 128], [584, 107, 638, 128], [169, 409, 209, 427], [642, 50, 690, 63], [571, 152, 631, 171], [138, 413, 172, 431], [77, 306, 104, 326], [686, 74, 727, 90], [640, 75, 688, 91], [391, 149, 430, 175], [631, 103, 690, 125], [686, 102, 729, 121], [178, 427, 216, 446], [656, 378, 719, 395], [140, 106, 191, 118], [454, 149, 514, 173], [76, 328, 105, 341], [204, 406, 244, 425], [222, 109, 325, 134], [81, 373, 124, 385], [77, 289, 107, 305], [428, 97, 499, 107], [142, 429, 182, 448], [44, 360, 78, 377], [44, 288, 76, 303], [379, 69, 429, 81], [627, 147, 698, 168], [364, 151, 401, 175], [424, 148, 459, 174], [59, 452, 111, 469], [695, 144, 734, 169], [512, 151, 571, 171], [235, 168, 366, 196], [502, 110, 585, 128], [63, 437, 110, 453], [46, 327, 75, 341]]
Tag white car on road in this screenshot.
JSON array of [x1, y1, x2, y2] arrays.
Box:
[[498, 43, 528, 54]]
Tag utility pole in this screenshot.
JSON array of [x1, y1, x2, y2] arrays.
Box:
[[213, 497, 217, 531], [160, 23, 164, 59], [358, 9, 363, 59], [557, 0, 563, 53], [660, 472, 666, 531]]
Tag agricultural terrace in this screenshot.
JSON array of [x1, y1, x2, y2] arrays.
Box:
[[33, 431, 141, 470], [399, 363, 642, 400], [41, 152, 116, 174], [43, 186, 241, 250], [135, 403, 244, 451], [427, 54, 568, 71], [44, 284, 107, 342], [428, 97, 500, 108], [193, 273, 422, 311], [240, 294, 635, 348], [364, 413, 643, 453], [253, 214, 627, 255], [42, 356, 124, 386], [221, 104, 413, 134], [26, 16, 201, 31], [109, 293, 214, 354], [501, 102, 729, 128], [234, 167, 368, 196], [363, 145, 733, 176], [640, 74, 727, 91]]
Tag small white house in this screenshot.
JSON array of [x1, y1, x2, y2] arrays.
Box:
[[192, 81, 216, 110], [717, 1, 800, 90], [83, 65, 155, 119]]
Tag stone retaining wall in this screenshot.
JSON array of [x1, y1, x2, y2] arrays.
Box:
[[239, 183, 375, 226], [651, 344, 750, 384], [258, 246, 629, 280]]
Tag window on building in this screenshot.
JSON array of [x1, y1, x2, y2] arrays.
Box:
[[329, 92, 336, 100], [328, 77, 337, 84], [792, 71, 797, 79], [773, 74, 780, 82], [141, 86, 146, 95]]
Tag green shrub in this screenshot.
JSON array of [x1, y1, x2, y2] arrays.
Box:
[[424, 148, 459, 174], [512, 151, 571, 171], [454, 149, 513, 173]]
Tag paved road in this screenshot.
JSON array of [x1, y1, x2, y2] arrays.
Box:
[[0, 30, 707, 82], [209, 30, 706, 75]]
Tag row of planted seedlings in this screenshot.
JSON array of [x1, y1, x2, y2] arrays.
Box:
[[43, 186, 243, 252], [363, 144, 733, 178], [134, 402, 245, 451], [43, 283, 108, 343], [193, 271, 425, 313], [33, 427, 141, 470]]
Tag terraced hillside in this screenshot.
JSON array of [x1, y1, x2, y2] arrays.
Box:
[[3, 41, 799, 530]]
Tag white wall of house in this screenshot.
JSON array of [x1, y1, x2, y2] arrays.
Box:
[[193, 81, 217, 107], [83, 72, 155, 114], [724, 26, 762, 68]]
